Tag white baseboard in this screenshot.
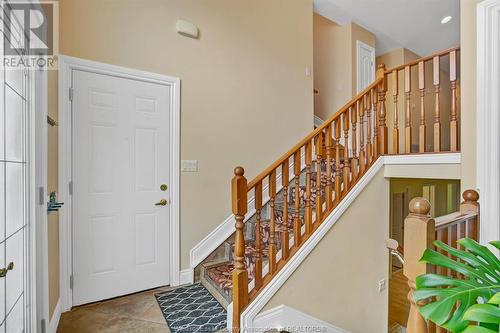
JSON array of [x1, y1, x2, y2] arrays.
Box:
[[179, 268, 194, 285], [48, 299, 62, 333], [253, 305, 349, 333], [314, 115, 324, 127]]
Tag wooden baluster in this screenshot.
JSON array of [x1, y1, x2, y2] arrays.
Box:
[[372, 88, 379, 159], [433, 56, 441, 152], [232, 167, 248, 331], [404, 197, 435, 333], [460, 189, 479, 241], [377, 64, 388, 154], [418, 61, 426, 153], [268, 170, 277, 274], [366, 91, 373, 165], [350, 106, 359, 181], [281, 160, 290, 260], [358, 99, 366, 175], [392, 69, 399, 154], [305, 142, 313, 235], [253, 182, 263, 290], [342, 111, 351, 194], [325, 125, 333, 210], [450, 50, 458, 152], [293, 151, 302, 246], [315, 133, 323, 222], [405, 66, 412, 153], [436, 228, 448, 278], [334, 119, 341, 203]]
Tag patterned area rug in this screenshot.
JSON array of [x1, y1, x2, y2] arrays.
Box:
[[155, 283, 227, 333]]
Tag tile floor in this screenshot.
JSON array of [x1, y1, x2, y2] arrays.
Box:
[[57, 286, 173, 333]]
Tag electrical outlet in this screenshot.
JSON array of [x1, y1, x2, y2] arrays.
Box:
[[181, 160, 198, 172], [378, 279, 387, 292]]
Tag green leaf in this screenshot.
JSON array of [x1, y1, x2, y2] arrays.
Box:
[[414, 238, 500, 332], [461, 327, 497, 333], [463, 303, 500, 324], [488, 292, 500, 305]]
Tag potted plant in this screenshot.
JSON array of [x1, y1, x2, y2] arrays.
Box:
[[413, 238, 500, 333]]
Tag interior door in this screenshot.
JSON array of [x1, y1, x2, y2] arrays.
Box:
[[72, 70, 171, 306], [356, 40, 375, 93], [1, 20, 30, 333]]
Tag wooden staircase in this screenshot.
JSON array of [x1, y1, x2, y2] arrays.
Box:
[[195, 47, 462, 331]]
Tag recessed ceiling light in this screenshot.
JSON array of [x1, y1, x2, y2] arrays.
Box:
[[441, 16, 452, 24]]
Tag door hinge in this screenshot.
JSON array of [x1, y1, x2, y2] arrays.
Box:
[[41, 319, 47, 333], [70, 275, 74, 289], [69, 181, 73, 195], [69, 87, 74, 101], [39, 186, 45, 205]]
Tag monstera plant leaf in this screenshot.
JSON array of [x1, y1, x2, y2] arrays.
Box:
[[461, 292, 500, 333], [413, 238, 500, 333]]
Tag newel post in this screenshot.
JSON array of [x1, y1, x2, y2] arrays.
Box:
[[460, 189, 480, 241], [404, 198, 435, 333], [376, 64, 388, 155], [232, 167, 248, 332]]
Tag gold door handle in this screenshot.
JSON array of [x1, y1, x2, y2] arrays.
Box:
[[0, 262, 14, 278], [155, 199, 168, 206]]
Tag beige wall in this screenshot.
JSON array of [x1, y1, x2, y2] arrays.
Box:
[[460, 0, 480, 192], [313, 15, 375, 121], [261, 168, 389, 333], [52, 0, 313, 299]]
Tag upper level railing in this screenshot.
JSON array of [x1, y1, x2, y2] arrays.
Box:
[[230, 47, 461, 331]]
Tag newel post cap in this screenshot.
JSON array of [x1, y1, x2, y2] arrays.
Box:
[[234, 166, 245, 176], [409, 197, 431, 216], [462, 189, 479, 202]]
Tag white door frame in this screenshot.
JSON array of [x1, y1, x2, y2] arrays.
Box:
[[477, 0, 500, 246], [58, 55, 181, 311], [356, 40, 376, 94]]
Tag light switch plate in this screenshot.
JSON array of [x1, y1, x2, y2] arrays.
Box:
[[182, 160, 198, 172], [378, 279, 387, 292]]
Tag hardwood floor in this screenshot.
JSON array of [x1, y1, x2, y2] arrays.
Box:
[[388, 269, 410, 329]]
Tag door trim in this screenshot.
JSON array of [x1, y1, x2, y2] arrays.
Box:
[[477, 0, 500, 247], [58, 55, 181, 311], [356, 40, 376, 94]]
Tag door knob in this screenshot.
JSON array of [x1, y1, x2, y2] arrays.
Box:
[[155, 199, 168, 206], [0, 262, 14, 278]]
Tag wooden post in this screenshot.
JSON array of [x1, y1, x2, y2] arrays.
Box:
[[392, 69, 399, 154], [293, 152, 302, 246], [254, 181, 263, 291], [281, 160, 290, 260], [268, 170, 277, 274], [232, 167, 248, 332], [366, 93, 373, 165], [342, 111, 351, 194], [325, 125, 333, 210], [405, 66, 412, 153], [315, 133, 323, 222], [358, 99, 366, 175], [460, 190, 479, 240], [418, 61, 426, 153], [351, 106, 359, 181], [377, 64, 388, 155], [449, 50, 458, 152], [404, 197, 435, 333], [305, 142, 313, 234], [372, 88, 379, 159], [334, 119, 341, 203], [433, 56, 441, 152]]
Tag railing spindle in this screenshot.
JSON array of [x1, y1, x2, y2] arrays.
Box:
[[405, 66, 412, 153], [334, 119, 341, 203], [366, 92, 373, 165], [450, 50, 458, 152], [372, 88, 379, 159], [377, 64, 388, 154], [281, 160, 290, 260], [392, 69, 399, 154], [418, 61, 426, 153], [358, 99, 366, 175], [254, 182, 263, 290], [325, 125, 333, 210], [232, 167, 248, 331], [433, 56, 441, 152], [315, 134, 323, 222], [342, 111, 351, 193], [305, 142, 313, 234], [268, 170, 277, 274], [293, 151, 302, 246], [350, 106, 359, 181], [460, 190, 479, 240]]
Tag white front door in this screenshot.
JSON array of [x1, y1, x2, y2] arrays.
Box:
[[356, 40, 376, 93], [72, 70, 171, 305]]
